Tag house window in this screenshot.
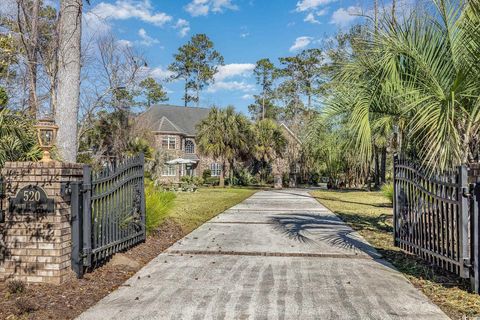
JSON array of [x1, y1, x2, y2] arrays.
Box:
[[162, 136, 176, 149], [185, 140, 195, 154], [210, 163, 222, 177], [162, 164, 176, 176]]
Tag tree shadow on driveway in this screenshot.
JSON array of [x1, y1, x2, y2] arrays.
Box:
[[268, 213, 382, 259]]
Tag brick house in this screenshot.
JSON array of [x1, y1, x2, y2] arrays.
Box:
[[137, 104, 302, 186], [137, 105, 224, 183]]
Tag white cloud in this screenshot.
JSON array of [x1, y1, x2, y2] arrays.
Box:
[[330, 6, 361, 28], [304, 8, 328, 24], [149, 66, 174, 81], [83, 11, 112, 36], [117, 39, 133, 47], [240, 32, 250, 38], [88, 0, 172, 26], [138, 28, 159, 46], [317, 8, 328, 16], [242, 94, 253, 100], [304, 12, 320, 24], [289, 36, 313, 52], [174, 19, 191, 38], [207, 81, 255, 93], [185, 0, 238, 17], [215, 63, 255, 81], [296, 0, 335, 12]]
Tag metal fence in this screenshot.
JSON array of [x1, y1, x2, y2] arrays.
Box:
[[69, 154, 146, 278], [393, 156, 470, 279]]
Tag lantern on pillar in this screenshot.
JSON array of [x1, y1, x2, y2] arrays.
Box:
[[34, 119, 59, 162]]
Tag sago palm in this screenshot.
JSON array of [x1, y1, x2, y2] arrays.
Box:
[[0, 108, 41, 166]]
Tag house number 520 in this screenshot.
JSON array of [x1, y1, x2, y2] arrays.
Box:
[[23, 190, 41, 202]]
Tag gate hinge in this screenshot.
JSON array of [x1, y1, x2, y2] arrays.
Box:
[[61, 182, 72, 196], [462, 186, 472, 198], [464, 258, 472, 268], [82, 183, 91, 193]]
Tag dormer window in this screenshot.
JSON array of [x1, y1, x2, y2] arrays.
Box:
[[162, 135, 176, 149], [185, 140, 195, 154]]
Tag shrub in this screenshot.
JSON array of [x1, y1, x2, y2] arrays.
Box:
[[0, 108, 41, 166], [7, 279, 25, 294], [381, 183, 394, 204], [202, 169, 212, 180], [235, 168, 255, 186], [15, 297, 37, 315], [205, 176, 220, 186], [145, 181, 176, 234]]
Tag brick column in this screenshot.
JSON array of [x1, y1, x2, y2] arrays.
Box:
[[0, 161, 83, 284]]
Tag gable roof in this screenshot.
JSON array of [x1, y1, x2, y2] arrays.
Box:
[[279, 122, 302, 145], [137, 104, 211, 136]]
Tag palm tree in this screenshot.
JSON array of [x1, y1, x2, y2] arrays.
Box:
[[196, 106, 251, 187], [328, 0, 480, 172], [252, 119, 287, 184]]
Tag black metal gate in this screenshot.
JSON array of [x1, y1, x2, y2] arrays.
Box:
[[67, 154, 146, 278], [393, 155, 480, 293], [393, 156, 470, 276]]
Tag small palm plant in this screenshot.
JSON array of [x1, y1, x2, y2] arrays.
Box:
[[0, 109, 41, 166]]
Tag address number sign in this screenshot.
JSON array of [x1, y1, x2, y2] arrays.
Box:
[[9, 185, 55, 214]]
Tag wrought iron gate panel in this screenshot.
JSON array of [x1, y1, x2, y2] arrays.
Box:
[[70, 154, 146, 278], [393, 156, 470, 278]]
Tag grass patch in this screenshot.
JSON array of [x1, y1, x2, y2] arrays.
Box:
[[310, 189, 480, 319], [146, 184, 256, 234], [145, 182, 176, 234], [166, 187, 256, 233]]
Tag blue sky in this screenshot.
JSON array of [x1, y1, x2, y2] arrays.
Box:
[[83, 0, 369, 114]]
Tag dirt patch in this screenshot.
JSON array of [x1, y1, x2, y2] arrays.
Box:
[[0, 219, 184, 320]]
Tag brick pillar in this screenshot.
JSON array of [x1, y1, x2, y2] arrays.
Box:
[[0, 161, 83, 284]]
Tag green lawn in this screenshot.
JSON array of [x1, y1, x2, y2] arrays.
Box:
[[146, 185, 256, 234], [167, 187, 256, 233], [310, 189, 480, 319]]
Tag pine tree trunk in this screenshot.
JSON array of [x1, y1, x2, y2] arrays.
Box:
[[262, 94, 265, 120], [55, 0, 82, 162], [184, 82, 188, 107]]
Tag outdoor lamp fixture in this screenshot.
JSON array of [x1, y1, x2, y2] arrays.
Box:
[[34, 119, 59, 162]]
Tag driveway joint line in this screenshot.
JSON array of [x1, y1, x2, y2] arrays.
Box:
[[165, 249, 373, 259]]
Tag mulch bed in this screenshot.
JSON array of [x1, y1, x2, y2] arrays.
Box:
[[0, 220, 184, 320]]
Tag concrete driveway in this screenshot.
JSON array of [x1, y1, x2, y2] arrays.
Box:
[[78, 189, 448, 320]]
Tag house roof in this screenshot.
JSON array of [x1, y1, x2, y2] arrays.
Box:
[[137, 104, 211, 136]]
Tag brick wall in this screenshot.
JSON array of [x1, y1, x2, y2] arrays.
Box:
[[0, 161, 83, 284], [152, 133, 226, 183]]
